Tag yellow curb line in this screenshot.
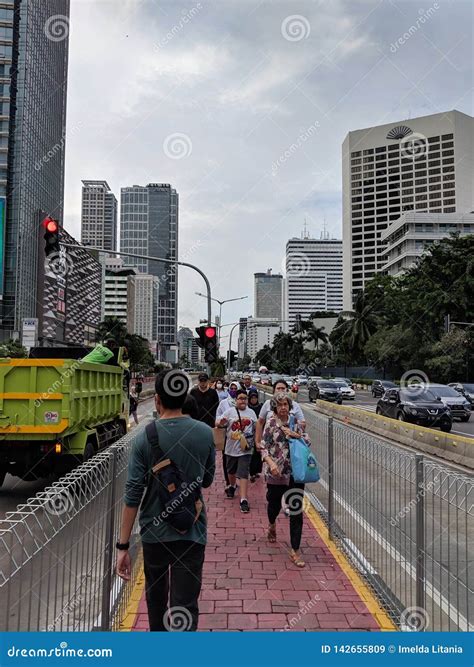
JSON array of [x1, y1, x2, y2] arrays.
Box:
[[305, 504, 397, 631], [118, 564, 145, 632]]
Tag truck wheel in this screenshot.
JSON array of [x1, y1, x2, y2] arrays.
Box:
[[440, 421, 452, 433], [83, 439, 96, 462]]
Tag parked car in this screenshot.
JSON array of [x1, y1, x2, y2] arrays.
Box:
[[418, 384, 471, 422], [251, 375, 261, 385], [333, 381, 355, 400], [376, 386, 452, 432], [371, 379, 397, 398], [448, 382, 474, 406], [308, 380, 343, 404]]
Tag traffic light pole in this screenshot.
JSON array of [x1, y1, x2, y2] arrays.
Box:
[[227, 319, 295, 376], [60, 244, 213, 326]]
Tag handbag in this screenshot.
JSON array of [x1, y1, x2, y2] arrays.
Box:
[[287, 415, 320, 484], [213, 426, 226, 451], [236, 408, 250, 451]]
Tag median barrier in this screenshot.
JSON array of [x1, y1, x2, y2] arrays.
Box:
[[313, 400, 474, 470]]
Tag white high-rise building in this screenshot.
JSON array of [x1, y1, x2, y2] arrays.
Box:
[[81, 180, 118, 252], [381, 212, 474, 276], [285, 236, 343, 331], [342, 110, 474, 309], [127, 274, 159, 342], [246, 318, 281, 361]]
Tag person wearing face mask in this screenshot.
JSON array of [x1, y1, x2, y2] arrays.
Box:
[[215, 378, 228, 402], [216, 381, 240, 418]]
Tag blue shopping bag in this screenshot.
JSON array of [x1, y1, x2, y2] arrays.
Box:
[[288, 416, 320, 484]]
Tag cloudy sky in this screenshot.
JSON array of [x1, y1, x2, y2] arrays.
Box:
[[63, 0, 473, 337]]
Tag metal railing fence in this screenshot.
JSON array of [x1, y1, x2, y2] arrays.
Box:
[[303, 409, 473, 632], [0, 423, 146, 631]]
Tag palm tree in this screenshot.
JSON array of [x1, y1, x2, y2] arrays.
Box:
[[95, 316, 128, 344], [334, 292, 380, 360], [304, 324, 329, 351]]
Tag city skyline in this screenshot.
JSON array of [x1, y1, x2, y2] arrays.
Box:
[[62, 0, 473, 330]]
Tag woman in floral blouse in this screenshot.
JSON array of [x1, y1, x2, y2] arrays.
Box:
[[260, 394, 308, 567]]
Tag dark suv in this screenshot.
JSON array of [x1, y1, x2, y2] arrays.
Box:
[[376, 387, 452, 432], [371, 379, 396, 398], [308, 380, 342, 404]]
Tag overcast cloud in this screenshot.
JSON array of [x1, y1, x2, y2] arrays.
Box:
[[63, 0, 473, 336]]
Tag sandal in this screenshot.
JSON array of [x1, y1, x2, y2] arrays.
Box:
[[267, 524, 277, 543], [290, 550, 305, 568]]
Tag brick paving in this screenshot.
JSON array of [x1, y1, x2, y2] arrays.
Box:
[[129, 460, 387, 632]]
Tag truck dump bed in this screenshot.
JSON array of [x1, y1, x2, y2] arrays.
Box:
[[0, 358, 124, 442]]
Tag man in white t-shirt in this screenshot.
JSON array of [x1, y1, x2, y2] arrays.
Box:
[[216, 389, 257, 513]]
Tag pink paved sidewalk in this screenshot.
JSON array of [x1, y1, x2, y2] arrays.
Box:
[[130, 461, 393, 632]]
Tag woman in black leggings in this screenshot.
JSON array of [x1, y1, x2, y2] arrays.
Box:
[[259, 395, 307, 568]]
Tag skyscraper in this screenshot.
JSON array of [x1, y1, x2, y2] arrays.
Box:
[[81, 180, 117, 252], [1, 1, 70, 338], [120, 183, 178, 352], [342, 110, 474, 310], [254, 270, 282, 320], [285, 236, 343, 330]]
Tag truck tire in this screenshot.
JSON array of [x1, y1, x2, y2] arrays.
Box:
[[83, 439, 96, 462]]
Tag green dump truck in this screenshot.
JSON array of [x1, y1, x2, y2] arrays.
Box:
[[0, 352, 129, 487]]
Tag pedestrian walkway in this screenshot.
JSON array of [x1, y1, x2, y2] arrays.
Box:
[[120, 463, 395, 632]]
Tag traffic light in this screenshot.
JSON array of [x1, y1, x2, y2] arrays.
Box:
[[195, 325, 218, 363], [227, 350, 237, 368], [42, 216, 59, 256]]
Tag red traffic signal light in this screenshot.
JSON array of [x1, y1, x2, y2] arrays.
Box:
[[43, 217, 58, 233], [42, 216, 60, 257], [204, 327, 216, 339]]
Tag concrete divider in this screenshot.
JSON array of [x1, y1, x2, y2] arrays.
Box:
[[313, 400, 474, 470]]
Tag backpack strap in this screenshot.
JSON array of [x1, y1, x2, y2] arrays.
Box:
[[141, 422, 170, 508]]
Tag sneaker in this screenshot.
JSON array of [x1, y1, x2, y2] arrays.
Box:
[[225, 485, 235, 499], [240, 499, 250, 513]]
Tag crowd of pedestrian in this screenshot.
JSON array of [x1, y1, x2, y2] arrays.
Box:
[[116, 369, 312, 632]]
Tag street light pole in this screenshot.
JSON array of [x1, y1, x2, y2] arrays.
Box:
[[195, 293, 247, 355], [61, 244, 213, 326]]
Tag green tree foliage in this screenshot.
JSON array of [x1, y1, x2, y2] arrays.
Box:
[[95, 317, 128, 345], [0, 339, 28, 358], [126, 334, 154, 372]]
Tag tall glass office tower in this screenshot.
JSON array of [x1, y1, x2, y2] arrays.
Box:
[[120, 183, 178, 353], [0, 0, 70, 337]]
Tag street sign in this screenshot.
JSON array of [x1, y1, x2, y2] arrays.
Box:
[[22, 318, 38, 350]]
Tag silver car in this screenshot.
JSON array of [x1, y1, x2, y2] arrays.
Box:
[[417, 383, 471, 422]]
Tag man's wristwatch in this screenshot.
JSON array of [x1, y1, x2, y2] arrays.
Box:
[[115, 541, 130, 551]]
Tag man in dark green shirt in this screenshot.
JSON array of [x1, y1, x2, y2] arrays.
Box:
[[116, 370, 215, 631]]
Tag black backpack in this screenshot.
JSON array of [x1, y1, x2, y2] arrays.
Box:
[[144, 422, 203, 534]]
